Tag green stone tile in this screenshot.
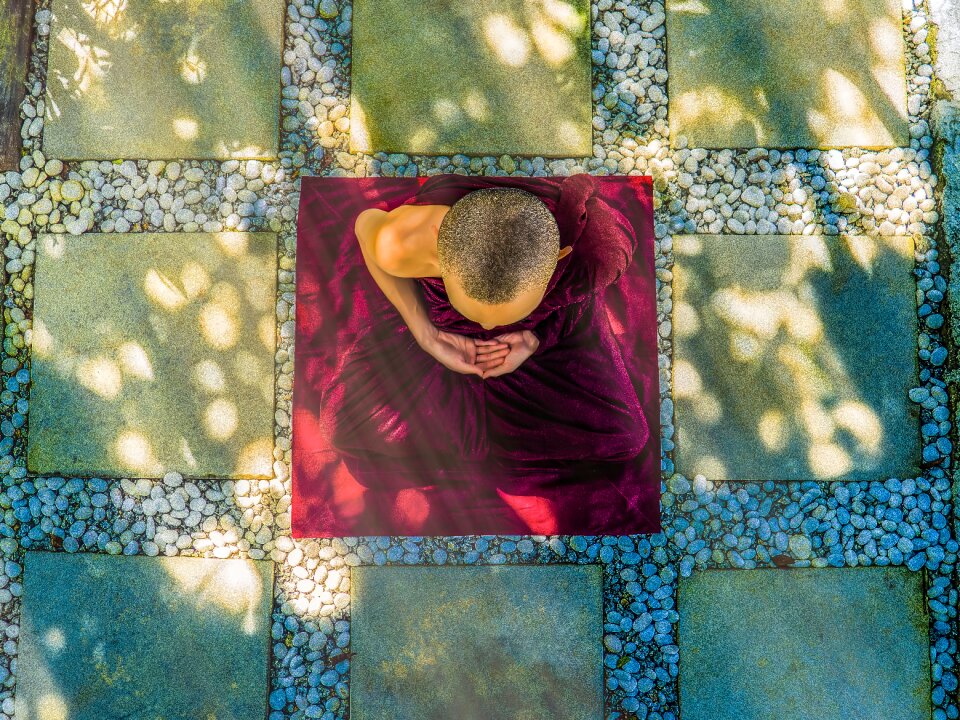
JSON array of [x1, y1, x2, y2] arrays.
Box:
[[672, 234, 919, 481], [16, 551, 273, 720], [43, 0, 284, 160], [28, 232, 277, 478], [665, 0, 910, 148], [678, 568, 931, 720], [350, 0, 593, 156], [352, 565, 603, 720]]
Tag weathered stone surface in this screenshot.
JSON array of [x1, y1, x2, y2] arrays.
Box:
[[665, 0, 910, 148], [930, 0, 960, 98], [679, 568, 931, 720], [672, 233, 918, 481], [350, 0, 592, 156], [1, 0, 37, 170], [43, 0, 284, 159], [352, 565, 603, 720], [16, 551, 273, 720], [28, 232, 277, 478]]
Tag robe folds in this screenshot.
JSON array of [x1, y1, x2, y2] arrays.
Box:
[[292, 173, 661, 536]]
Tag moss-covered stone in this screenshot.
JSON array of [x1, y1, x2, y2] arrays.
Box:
[[672, 233, 919, 481], [28, 232, 277, 478], [43, 0, 284, 159], [16, 551, 273, 720], [350, 0, 593, 157], [665, 0, 910, 148], [352, 565, 603, 720]]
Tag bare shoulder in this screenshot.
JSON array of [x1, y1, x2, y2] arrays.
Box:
[[368, 204, 445, 278]]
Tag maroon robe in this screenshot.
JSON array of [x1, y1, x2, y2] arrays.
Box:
[[292, 173, 661, 536]]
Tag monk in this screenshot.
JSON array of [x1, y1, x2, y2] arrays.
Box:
[[301, 172, 659, 534]]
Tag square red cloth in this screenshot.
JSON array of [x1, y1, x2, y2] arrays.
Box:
[[292, 174, 661, 536]]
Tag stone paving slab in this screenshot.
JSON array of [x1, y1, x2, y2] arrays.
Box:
[[16, 551, 274, 720], [1, 0, 37, 170], [28, 231, 277, 478], [352, 565, 603, 720], [43, 0, 284, 160], [678, 567, 931, 720], [350, 0, 593, 157], [665, 0, 910, 148], [672, 233, 919, 481]]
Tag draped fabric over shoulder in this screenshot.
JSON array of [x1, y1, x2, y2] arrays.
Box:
[[292, 174, 660, 536]]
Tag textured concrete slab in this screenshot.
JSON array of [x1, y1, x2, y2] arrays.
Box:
[[352, 565, 603, 720], [672, 233, 919, 481], [43, 0, 283, 159], [678, 568, 931, 720], [1, 0, 36, 170], [16, 551, 273, 720], [929, 0, 960, 97], [665, 0, 910, 148], [350, 0, 592, 156], [28, 232, 277, 478]]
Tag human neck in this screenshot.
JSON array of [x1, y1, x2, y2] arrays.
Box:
[[424, 205, 450, 276]]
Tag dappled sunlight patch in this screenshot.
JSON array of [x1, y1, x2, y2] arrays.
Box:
[[462, 90, 489, 121], [258, 315, 276, 350], [144, 268, 189, 311], [672, 359, 703, 398], [37, 693, 69, 720], [673, 233, 918, 481], [178, 50, 208, 85], [834, 401, 883, 453], [758, 410, 789, 452], [672, 87, 766, 146], [29, 232, 278, 478], [807, 68, 898, 147], [392, 488, 431, 531], [205, 398, 239, 441], [215, 231, 250, 257], [77, 356, 123, 399], [234, 438, 274, 477], [31, 318, 56, 358], [117, 341, 154, 380], [808, 441, 853, 478], [200, 283, 241, 350], [115, 429, 160, 473], [81, 0, 128, 25], [159, 557, 266, 635], [172, 116, 199, 140], [180, 261, 212, 299], [821, 0, 849, 23], [483, 14, 531, 67], [193, 359, 227, 393], [55, 26, 112, 96]]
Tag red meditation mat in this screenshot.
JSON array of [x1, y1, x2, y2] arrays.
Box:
[[292, 174, 661, 537]]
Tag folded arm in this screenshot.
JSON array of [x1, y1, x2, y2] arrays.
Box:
[[354, 208, 509, 376]]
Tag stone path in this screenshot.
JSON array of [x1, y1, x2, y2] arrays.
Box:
[[16, 551, 273, 720], [351, 565, 602, 720], [673, 232, 919, 481], [28, 231, 277, 478], [679, 567, 930, 720], [351, 0, 593, 157], [664, 0, 911, 148], [0, 0, 957, 718], [42, 0, 285, 160]]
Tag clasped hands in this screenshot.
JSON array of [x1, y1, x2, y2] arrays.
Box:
[[417, 324, 539, 379]]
